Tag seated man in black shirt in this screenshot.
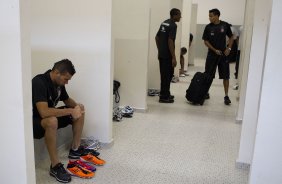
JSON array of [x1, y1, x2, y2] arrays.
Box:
[[32, 59, 102, 183]]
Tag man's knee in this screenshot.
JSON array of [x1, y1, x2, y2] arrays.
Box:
[[42, 117, 58, 130]]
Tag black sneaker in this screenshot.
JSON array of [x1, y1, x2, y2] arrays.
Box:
[[68, 147, 100, 159], [50, 163, 71, 183], [159, 98, 174, 103], [205, 93, 210, 99], [68, 148, 83, 159], [224, 96, 231, 105], [169, 95, 174, 100], [83, 148, 100, 157]]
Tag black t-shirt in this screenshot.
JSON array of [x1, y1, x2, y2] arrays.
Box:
[[32, 70, 69, 118], [202, 21, 232, 52], [156, 19, 177, 59]]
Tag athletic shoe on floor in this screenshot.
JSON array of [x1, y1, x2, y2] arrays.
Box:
[[80, 137, 101, 151], [68, 146, 100, 159], [124, 106, 134, 113], [83, 148, 100, 157], [68, 147, 85, 159], [171, 76, 179, 83], [113, 107, 123, 121], [159, 98, 174, 103], [67, 163, 94, 179], [121, 108, 133, 118], [224, 96, 231, 105], [80, 153, 106, 166], [233, 84, 239, 90], [68, 160, 96, 172], [50, 163, 71, 183]]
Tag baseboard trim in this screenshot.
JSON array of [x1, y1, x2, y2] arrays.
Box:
[[134, 107, 148, 113], [100, 139, 114, 149], [236, 119, 242, 124], [235, 160, 251, 170]]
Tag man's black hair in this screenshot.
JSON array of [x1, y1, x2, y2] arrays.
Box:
[[52, 59, 76, 75], [170, 8, 181, 18], [209, 8, 220, 17]]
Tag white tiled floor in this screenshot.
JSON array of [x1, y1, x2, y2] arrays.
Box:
[[35, 60, 249, 184]]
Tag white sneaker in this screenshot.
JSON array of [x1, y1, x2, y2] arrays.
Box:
[[179, 74, 186, 77], [171, 76, 179, 83], [233, 84, 239, 90]]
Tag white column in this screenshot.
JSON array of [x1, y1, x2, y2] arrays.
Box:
[[148, 0, 170, 89], [249, 0, 282, 183], [0, 0, 35, 183], [235, 0, 255, 123], [180, 0, 192, 69], [113, 0, 150, 110], [237, 0, 271, 165], [187, 3, 198, 67], [170, 0, 183, 78]]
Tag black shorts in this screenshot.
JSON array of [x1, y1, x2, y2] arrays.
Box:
[[205, 52, 230, 79], [33, 115, 73, 139]]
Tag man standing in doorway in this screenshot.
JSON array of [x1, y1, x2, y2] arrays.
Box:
[[155, 8, 181, 103], [202, 8, 234, 105]]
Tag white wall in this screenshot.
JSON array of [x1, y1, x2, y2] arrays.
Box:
[[249, 0, 282, 183], [187, 4, 198, 66], [192, 0, 246, 25], [237, 0, 271, 165], [0, 0, 35, 183], [148, 0, 170, 89], [31, 0, 113, 143], [236, 0, 255, 124], [113, 0, 150, 110], [181, 0, 192, 69]]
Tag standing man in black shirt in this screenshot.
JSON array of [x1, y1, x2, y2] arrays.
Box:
[[202, 8, 234, 105], [155, 8, 181, 103]]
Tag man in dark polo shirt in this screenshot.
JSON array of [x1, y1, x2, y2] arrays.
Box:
[[155, 8, 181, 103], [202, 8, 234, 105], [32, 59, 86, 182]]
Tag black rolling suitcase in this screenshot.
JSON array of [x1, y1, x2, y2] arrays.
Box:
[[185, 55, 222, 105], [185, 72, 213, 105]]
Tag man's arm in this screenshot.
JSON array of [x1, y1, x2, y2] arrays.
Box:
[[224, 35, 234, 56], [36, 102, 75, 119], [64, 97, 77, 108], [64, 97, 85, 113], [168, 38, 177, 67], [155, 35, 160, 50]]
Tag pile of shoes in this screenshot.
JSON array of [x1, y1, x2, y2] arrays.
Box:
[[113, 107, 123, 122], [66, 139, 106, 180], [148, 89, 160, 96], [113, 106, 134, 121], [121, 106, 134, 118]]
